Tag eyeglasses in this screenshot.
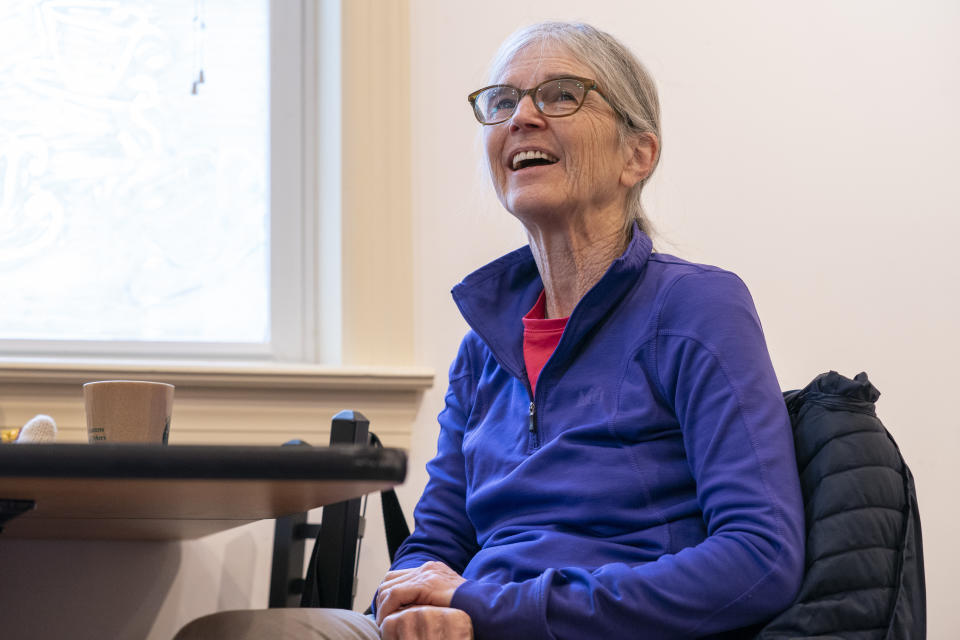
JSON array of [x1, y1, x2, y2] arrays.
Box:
[[467, 76, 614, 125]]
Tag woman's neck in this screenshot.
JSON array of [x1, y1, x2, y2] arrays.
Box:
[[525, 216, 627, 319]]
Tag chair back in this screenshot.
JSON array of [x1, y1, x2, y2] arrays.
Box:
[[756, 372, 925, 639]]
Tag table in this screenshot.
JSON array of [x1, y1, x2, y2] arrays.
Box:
[[0, 443, 407, 540]]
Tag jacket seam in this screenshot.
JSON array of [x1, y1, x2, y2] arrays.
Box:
[[808, 460, 901, 479], [809, 504, 905, 524], [655, 331, 788, 635], [448, 370, 476, 426], [653, 267, 790, 634], [610, 334, 671, 543], [459, 335, 482, 418], [809, 543, 901, 564], [797, 427, 891, 476], [650, 271, 696, 407], [649, 269, 744, 403], [799, 585, 896, 605], [536, 573, 556, 640], [885, 449, 917, 639]]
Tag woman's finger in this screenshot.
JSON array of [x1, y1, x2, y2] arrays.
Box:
[[379, 567, 415, 583], [376, 581, 424, 625], [380, 606, 473, 640]]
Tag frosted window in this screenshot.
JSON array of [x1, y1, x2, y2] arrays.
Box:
[[0, 0, 269, 344]]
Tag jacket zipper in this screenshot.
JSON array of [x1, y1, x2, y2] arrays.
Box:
[[527, 398, 539, 450]]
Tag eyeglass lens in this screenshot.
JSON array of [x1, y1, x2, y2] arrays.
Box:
[[476, 78, 587, 123]]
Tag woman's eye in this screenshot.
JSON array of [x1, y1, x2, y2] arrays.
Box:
[[557, 91, 577, 102], [493, 98, 517, 111]]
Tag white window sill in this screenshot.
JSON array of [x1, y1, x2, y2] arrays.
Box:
[[0, 357, 434, 391], [0, 358, 433, 448]]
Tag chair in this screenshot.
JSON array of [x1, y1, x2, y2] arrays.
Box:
[[268, 410, 409, 610], [755, 372, 926, 639]]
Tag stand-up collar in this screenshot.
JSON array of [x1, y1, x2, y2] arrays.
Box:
[[451, 223, 654, 382]]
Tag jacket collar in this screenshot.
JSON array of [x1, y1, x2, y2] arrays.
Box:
[[451, 223, 654, 383]]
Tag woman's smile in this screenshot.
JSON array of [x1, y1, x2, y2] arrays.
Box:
[[510, 149, 560, 171]]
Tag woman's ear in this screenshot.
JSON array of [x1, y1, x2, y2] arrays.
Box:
[[620, 132, 659, 188]]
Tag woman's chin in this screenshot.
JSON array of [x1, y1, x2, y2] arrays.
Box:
[[508, 202, 568, 227], [506, 191, 568, 223]]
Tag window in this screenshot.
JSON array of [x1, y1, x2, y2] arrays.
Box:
[[0, 0, 321, 362], [0, 0, 422, 455]]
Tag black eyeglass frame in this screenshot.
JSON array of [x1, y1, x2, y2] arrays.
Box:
[[467, 76, 622, 125]]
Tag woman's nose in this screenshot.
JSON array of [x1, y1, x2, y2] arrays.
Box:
[[509, 94, 545, 130]]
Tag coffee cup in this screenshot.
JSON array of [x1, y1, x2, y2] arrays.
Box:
[[83, 380, 174, 444]]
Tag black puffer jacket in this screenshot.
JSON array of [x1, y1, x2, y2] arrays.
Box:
[[756, 371, 926, 639]]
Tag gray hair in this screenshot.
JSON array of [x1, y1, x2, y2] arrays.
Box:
[[488, 22, 661, 238]]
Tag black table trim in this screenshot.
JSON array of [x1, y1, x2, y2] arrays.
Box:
[[0, 443, 406, 482]]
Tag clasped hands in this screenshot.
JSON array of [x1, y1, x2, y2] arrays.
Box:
[[375, 561, 473, 639]]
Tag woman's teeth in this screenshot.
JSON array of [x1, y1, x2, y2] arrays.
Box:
[[512, 150, 559, 170]]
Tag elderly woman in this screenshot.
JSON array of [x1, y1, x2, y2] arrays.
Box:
[[373, 21, 804, 640], [178, 20, 804, 640]]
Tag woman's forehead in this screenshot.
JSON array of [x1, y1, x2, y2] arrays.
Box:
[[495, 43, 593, 86]]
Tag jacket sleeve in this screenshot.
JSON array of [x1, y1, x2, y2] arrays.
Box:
[[451, 271, 805, 639], [385, 333, 482, 575]]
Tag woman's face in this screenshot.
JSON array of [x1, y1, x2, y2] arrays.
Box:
[[483, 43, 635, 229]]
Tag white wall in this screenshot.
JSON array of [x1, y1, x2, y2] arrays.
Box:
[[405, 0, 958, 637]]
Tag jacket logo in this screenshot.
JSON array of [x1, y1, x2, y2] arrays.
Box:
[[577, 387, 604, 407]]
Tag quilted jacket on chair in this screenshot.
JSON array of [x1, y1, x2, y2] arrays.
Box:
[[756, 371, 926, 639]]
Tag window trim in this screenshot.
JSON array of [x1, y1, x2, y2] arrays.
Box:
[[270, 0, 315, 363], [337, 0, 413, 367], [0, 357, 432, 392]]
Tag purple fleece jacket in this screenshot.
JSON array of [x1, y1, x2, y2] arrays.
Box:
[[388, 228, 804, 638]]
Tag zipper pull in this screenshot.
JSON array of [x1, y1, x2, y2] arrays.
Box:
[[528, 401, 536, 433]]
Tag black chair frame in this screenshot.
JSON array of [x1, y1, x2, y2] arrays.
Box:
[[269, 410, 370, 609]]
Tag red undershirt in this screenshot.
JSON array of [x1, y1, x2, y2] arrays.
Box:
[[521, 290, 569, 394]]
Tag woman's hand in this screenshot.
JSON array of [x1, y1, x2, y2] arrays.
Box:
[[375, 561, 467, 625], [379, 605, 473, 640]]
